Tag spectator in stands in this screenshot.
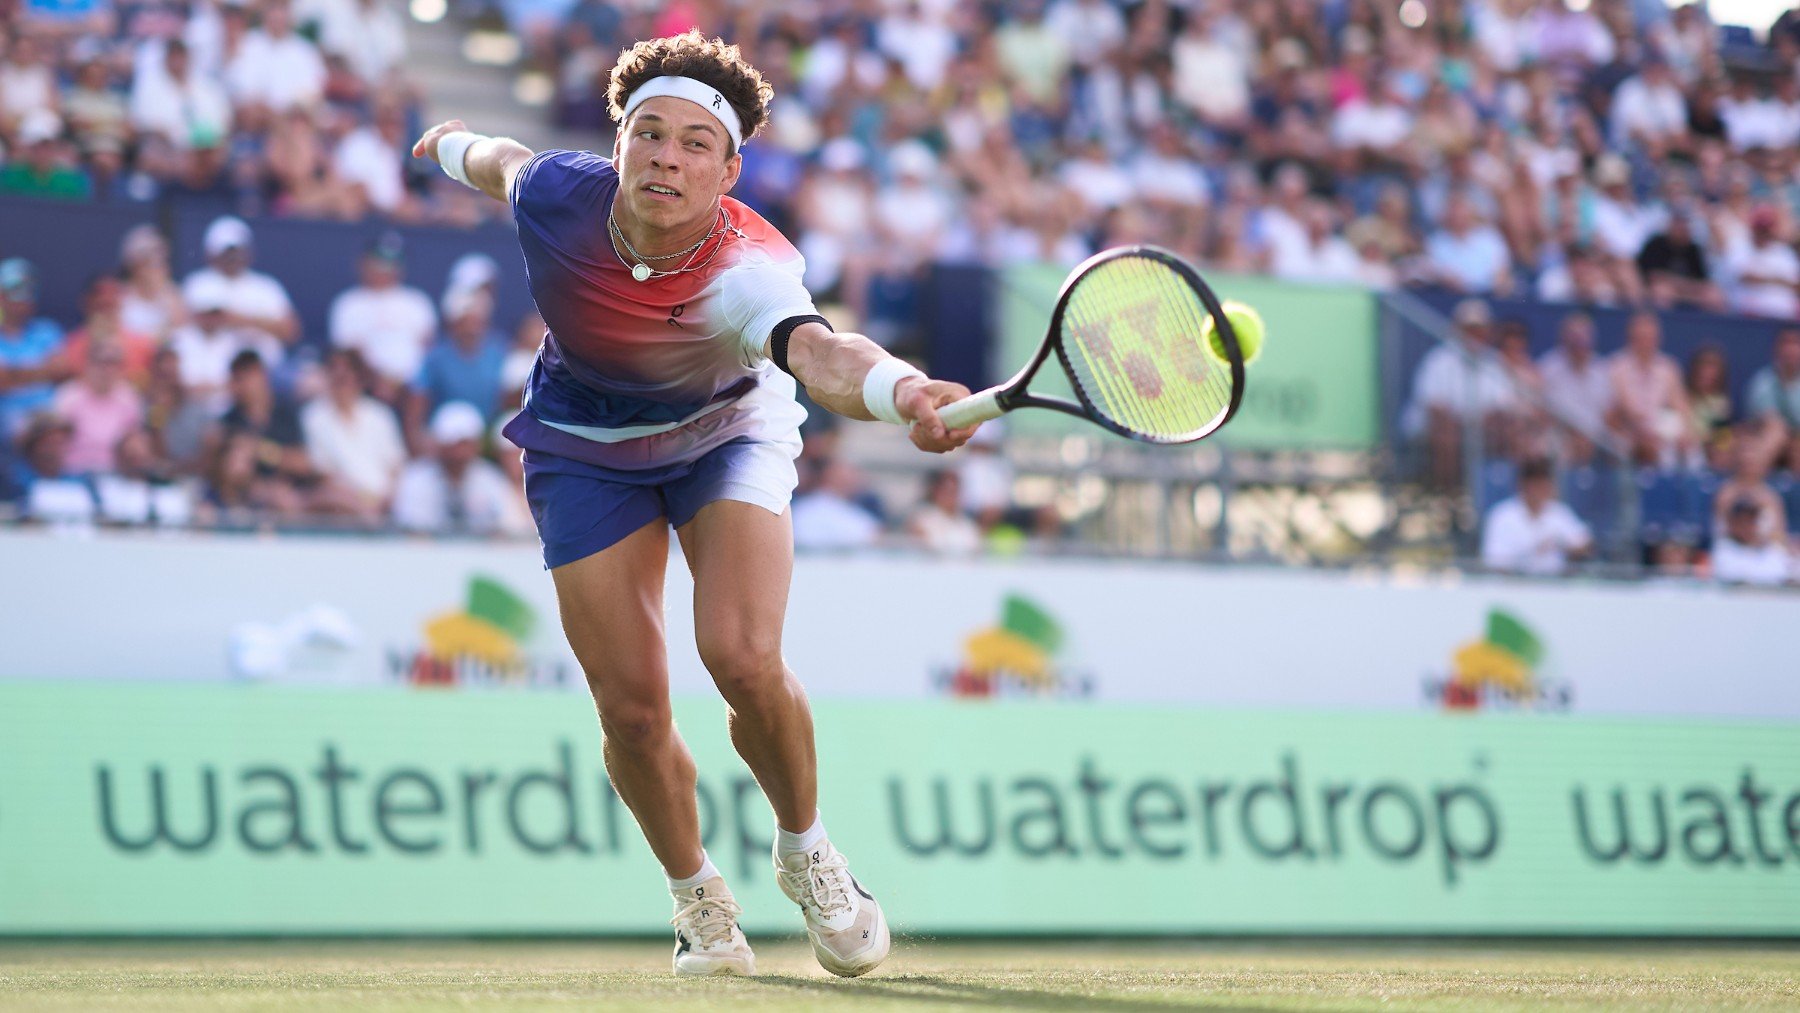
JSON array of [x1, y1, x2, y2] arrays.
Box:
[[1607, 310, 1694, 467], [792, 456, 882, 551], [409, 285, 506, 445], [1713, 429, 1788, 546], [1609, 53, 1688, 158], [1271, 199, 1361, 285], [51, 343, 142, 476], [392, 401, 522, 536], [1745, 327, 1800, 472], [1725, 205, 1800, 318], [94, 426, 198, 527], [1684, 345, 1734, 469], [1480, 457, 1593, 576], [142, 346, 212, 475], [1589, 156, 1654, 305], [171, 274, 277, 415], [333, 90, 420, 220], [1422, 193, 1514, 296], [1537, 311, 1614, 465], [0, 109, 92, 200], [64, 48, 129, 178], [0, 257, 72, 439], [1404, 299, 1520, 487], [128, 39, 231, 184], [1710, 497, 1794, 586], [64, 274, 154, 388], [328, 232, 437, 403], [11, 411, 94, 524], [1638, 209, 1722, 311], [227, 0, 327, 125], [208, 350, 319, 521], [300, 347, 405, 522], [182, 217, 300, 356], [117, 225, 186, 343], [907, 469, 982, 555], [315, 0, 408, 84]]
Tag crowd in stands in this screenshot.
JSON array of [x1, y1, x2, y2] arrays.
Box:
[[0, 217, 1009, 546], [0, 0, 500, 224]]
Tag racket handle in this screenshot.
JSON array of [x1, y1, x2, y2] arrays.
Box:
[[933, 387, 1006, 430]]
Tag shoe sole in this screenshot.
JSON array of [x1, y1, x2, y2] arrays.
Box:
[[673, 959, 755, 977], [814, 906, 890, 978]]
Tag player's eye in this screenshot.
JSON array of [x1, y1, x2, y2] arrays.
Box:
[[637, 130, 657, 140]]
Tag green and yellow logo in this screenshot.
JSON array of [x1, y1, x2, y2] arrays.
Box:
[[937, 594, 1093, 698], [389, 575, 572, 689], [1428, 609, 1571, 711]]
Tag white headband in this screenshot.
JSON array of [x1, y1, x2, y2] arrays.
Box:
[[621, 76, 745, 151]]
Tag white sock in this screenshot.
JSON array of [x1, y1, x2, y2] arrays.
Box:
[[667, 852, 720, 893], [775, 812, 828, 858]]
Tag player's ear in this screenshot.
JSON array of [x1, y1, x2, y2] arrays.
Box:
[[721, 150, 742, 192]]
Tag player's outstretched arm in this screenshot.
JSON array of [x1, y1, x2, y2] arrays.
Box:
[[779, 321, 977, 454], [413, 119, 535, 204]]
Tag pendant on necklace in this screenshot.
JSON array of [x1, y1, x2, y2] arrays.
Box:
[[631, 262, 652, 282]]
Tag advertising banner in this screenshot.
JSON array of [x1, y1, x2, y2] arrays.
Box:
[[997, 267, 1379, 449], [2, 682, 1796, 935], [4, 531, 1799, 719]]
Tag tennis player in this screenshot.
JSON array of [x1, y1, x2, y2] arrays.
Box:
[[414, 32, 976, 977]]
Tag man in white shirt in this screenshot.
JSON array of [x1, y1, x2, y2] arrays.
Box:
[[301, 347, 406, 521], [1481, 458, 1592, 575], [1423, 194, 1514, 295], [314, 0, 407, 83], [226, 0, 326, 117], [328, 232, 438, 399], [1536, 311, 1614, 462], [1271, 200, 1362, 285], [181, 217, 301, 354], [1608, 55, 1687, 156], [1404, 298, 1522, 485], [1726, 206, 1800, 318], [1330, 75, 1415, 172], [1711, 497, 1794, 586], [128, 38, 232, 150], [333, 92, 414, 216], [392, 400, 525, 536], [169, 274, 282, 414], [792, 456, 882, 550]]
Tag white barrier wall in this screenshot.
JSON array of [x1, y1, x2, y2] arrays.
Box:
[[5, 530, 1796, 716]]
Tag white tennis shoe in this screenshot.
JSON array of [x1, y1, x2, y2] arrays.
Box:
[[670, 877, 755, 976], [775, 839, 890, 977]]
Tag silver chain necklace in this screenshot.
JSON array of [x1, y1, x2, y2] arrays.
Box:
[[608, 203, 736, 282]]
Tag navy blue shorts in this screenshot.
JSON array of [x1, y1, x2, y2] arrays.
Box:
[[522, 438, 800, 569]]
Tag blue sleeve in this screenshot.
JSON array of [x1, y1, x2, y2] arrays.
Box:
[[511, 149, 616, 264]]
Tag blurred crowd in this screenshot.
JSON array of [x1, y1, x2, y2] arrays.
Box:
[[0, 0, 504, 223], [1410, 296, 1800, 584], [0, 218, 1025, 548], [525, 0, 1800, 344]]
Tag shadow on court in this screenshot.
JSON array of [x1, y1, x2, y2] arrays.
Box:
[[753, 973, 1254, 1011]]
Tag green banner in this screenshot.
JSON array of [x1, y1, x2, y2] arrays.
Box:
[[2, 682, 1797, 935], [997, 266, 1378, 449]]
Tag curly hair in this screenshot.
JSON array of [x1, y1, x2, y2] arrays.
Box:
[[607, 31, 773, 154]]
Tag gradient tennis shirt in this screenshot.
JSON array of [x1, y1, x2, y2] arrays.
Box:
[[501, 149, 814, 471]]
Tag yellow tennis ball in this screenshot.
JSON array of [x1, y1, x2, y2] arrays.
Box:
[[1203, 300, 1265, 367]]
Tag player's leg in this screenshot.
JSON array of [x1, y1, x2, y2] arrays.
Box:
[[674, 490, 890, 978], [531, 461, 751, 976]]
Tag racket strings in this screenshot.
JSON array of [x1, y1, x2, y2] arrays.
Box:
[[1058, 257, 1236, 442]]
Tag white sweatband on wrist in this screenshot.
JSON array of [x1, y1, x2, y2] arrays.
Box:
[[862, 357, 925, 426], [437, 131, 482, 188]]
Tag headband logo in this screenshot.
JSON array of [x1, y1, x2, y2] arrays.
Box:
[[712, 94, 723, 110]]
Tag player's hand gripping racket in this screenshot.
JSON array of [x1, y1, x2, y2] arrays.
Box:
[[934, 245, 1246, 444]]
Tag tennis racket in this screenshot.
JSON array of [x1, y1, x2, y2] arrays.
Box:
[[934, 245, 1246, 444]]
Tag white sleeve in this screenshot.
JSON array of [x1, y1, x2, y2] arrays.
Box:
[[1552, 503, 1592, 549], [390, 464, 437, 531], [716, 254, 820, 366], [1480, 502, 1526, 570]]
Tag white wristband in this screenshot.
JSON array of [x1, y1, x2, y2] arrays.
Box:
[[437, 131, 482, 188], [862, 357, 925, 426]]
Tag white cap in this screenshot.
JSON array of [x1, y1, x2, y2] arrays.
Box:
[[890, 140, 936, 180], [447, 252, 498, 296], [18, 109, 61, 146], [441, 284, 492, 321], [430, 401, 485, 444], [204, 216, 253, 257], [820, 137, 865, 173], [187, 273, 232, 312]]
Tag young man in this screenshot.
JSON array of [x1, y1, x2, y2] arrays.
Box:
[[412, 32, 977, 978]]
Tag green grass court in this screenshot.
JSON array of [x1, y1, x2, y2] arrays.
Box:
[[2, 939, 1796, 1011]]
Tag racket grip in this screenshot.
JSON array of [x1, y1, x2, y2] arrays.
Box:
[[933, 388, 1005, 430]]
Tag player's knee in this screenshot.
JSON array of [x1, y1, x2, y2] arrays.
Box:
[[696, 628, 786, 704], [598, 698, 673, 751]]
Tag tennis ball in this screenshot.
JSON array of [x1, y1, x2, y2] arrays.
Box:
[[1203, 300, 1265, 367]]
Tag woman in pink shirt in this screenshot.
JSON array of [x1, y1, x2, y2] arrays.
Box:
[[51, 344, 143, 474]]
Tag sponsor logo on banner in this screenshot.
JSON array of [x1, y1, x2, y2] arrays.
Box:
[[386, 575, 573, 689], [1423, 608, 1572, 711], [934, 593, 1094, 698]]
